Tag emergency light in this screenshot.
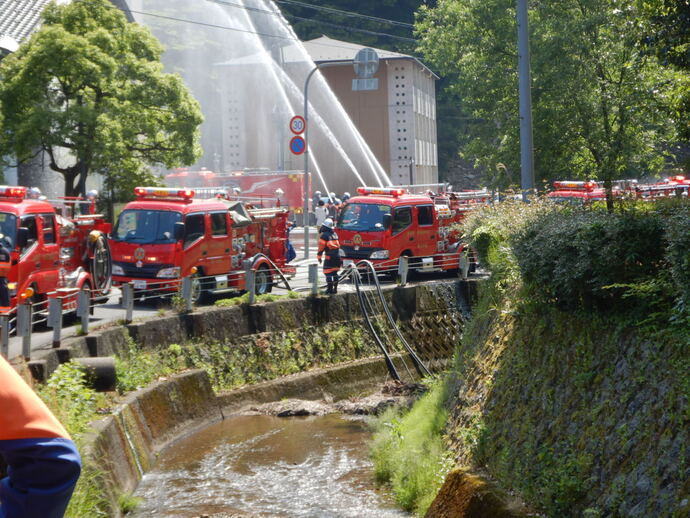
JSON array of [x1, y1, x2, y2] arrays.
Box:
[[134, 187, 195, 199], [356, 187, 408, 197], [669, 175, 686, 183], [0, 186, 27, 199], [552, 181, 598, 191]]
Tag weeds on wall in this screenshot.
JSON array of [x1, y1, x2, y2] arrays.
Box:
[[370, 377, 453, 516], [38, 362, 113, 517]]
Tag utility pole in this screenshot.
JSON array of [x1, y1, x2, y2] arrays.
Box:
[[302, 60, 352, 259], [517, 0, 535, 201]]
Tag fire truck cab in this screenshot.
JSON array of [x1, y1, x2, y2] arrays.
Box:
[[109, 187, 290, 301], [336, 187, 472, 274], [0, 186, 111, 310]]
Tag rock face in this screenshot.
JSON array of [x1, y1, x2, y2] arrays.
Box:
[[442, 293, 689, 517], [425, 469, 529, 518]]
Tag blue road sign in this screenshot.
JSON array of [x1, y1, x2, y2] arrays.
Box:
[[290, 135, 306, 155]]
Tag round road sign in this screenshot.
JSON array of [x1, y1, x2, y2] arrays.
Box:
[[354, 48, 379, 79], [289, 115, 306, 135], [289, 135, 306, 155]]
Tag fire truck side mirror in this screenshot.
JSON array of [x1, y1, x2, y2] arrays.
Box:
[[17, 227, 29, 249], [174, 221, 185, 241], [382, 213, 392, 230]]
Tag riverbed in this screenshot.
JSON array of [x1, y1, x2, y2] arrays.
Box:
[[130, 414, 410, 517]]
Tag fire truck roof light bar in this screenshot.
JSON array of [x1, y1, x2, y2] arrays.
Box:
[[0, 186, 28, 199], [356, 187, 408, 197], [134, 187, 195, 199], [552, 181, 598, 192]]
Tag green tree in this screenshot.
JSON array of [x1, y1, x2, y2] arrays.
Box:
[[416, 0, 681, 208], [0, 0, 203, 197], [641, 0, 690, 140]]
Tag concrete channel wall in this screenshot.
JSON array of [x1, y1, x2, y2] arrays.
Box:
[[37, 280, 477, 517]]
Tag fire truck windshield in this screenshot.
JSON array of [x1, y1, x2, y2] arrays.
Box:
[[113, 210, 182, 244], [337, 203, 391, 232], [0, 212, 17, 248]]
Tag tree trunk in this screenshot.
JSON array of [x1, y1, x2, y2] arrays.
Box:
[[61, 162, 89, 198], [63, 169, 79, 197], [603, 177, 614, 213]]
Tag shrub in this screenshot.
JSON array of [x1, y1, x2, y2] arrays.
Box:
[[38, 361, 100, 440], [665, 205, 690, 314], [511, 207, 667, 309], [461, 198, 563, 280]]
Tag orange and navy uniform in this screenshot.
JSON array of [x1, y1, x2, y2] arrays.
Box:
[[317, 228, 342, 274], [0, 357, 81, 518]]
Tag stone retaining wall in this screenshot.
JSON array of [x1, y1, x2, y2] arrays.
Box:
[[42, 280, 476, 516], [32, 281, 478, 377]]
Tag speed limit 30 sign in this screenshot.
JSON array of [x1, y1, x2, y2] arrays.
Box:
[[289, 115, 306, 135]]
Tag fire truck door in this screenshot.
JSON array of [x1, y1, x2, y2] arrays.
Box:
[[182, 213, 206, 275], [18, 215, 41, 294], [415, 205, 437, 256], [207, 211, 231, 275], [38, 213, 59, 289], [392, 206, 414, 254]]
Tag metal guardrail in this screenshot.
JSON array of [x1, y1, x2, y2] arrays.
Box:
[[0, 249, 477, 361]]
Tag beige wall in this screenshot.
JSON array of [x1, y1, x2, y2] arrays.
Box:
[[322, 58, 439, 188], [320, 65, 390, 186]]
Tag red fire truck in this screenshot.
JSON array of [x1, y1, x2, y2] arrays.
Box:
[[336, 187, 483, 275], [0, 186, 112, 311], [547, 180, 611, 203], [634, 175, 689, 199], [164, 168, 218, 188], [109, 187, 292, 301], [165, 169, 309, 221]]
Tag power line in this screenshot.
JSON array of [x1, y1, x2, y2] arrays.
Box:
[[121, 6, 412, 51], [75, 1, 420, 58], [285, 15, 416, 42], [210, 0, 416, 43], [274, 0, 415, 29]]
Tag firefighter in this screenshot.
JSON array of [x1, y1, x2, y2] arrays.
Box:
[[0, 356, 82, 518], [0, 235, 11, 308], [317, 218, 341, 294]]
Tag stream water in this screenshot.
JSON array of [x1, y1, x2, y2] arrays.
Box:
[[130, 414, 410, 517]]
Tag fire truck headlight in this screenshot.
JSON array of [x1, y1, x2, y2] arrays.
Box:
[[112, 264, 125, 276], [157, 267, 181, 279], [369, 250, 389, 259]]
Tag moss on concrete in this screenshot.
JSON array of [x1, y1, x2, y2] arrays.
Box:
[[444, 279, 690, 517]]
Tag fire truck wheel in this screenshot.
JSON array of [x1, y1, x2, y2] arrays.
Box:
[[190, 271, 206, 304], [254, 265, 273, 295]]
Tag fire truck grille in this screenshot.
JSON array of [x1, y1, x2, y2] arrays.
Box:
[[114, 261, 174, 279], [341, 246, 381, 260]]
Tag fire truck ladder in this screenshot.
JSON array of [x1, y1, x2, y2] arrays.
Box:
[[343, 261, 431, 382]]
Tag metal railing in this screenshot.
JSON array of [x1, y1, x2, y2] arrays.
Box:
[[0, 249, 478, 361]]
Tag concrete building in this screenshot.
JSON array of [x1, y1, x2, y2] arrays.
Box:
[[302, 36, 439, 187]]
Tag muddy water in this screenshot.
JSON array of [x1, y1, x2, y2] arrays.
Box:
[[130, 415, 410, 518]]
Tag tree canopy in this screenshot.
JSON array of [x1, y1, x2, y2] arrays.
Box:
[[0, 0, 203, 196], [416, 0, 685, 192]]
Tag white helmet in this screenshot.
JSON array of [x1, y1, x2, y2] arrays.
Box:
[[322, 218, 334, 229]]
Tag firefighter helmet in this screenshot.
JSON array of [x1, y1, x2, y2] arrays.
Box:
[[322, 218, 334, 229]]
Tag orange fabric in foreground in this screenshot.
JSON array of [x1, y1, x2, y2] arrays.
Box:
[[0, 357, 70, 441]]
